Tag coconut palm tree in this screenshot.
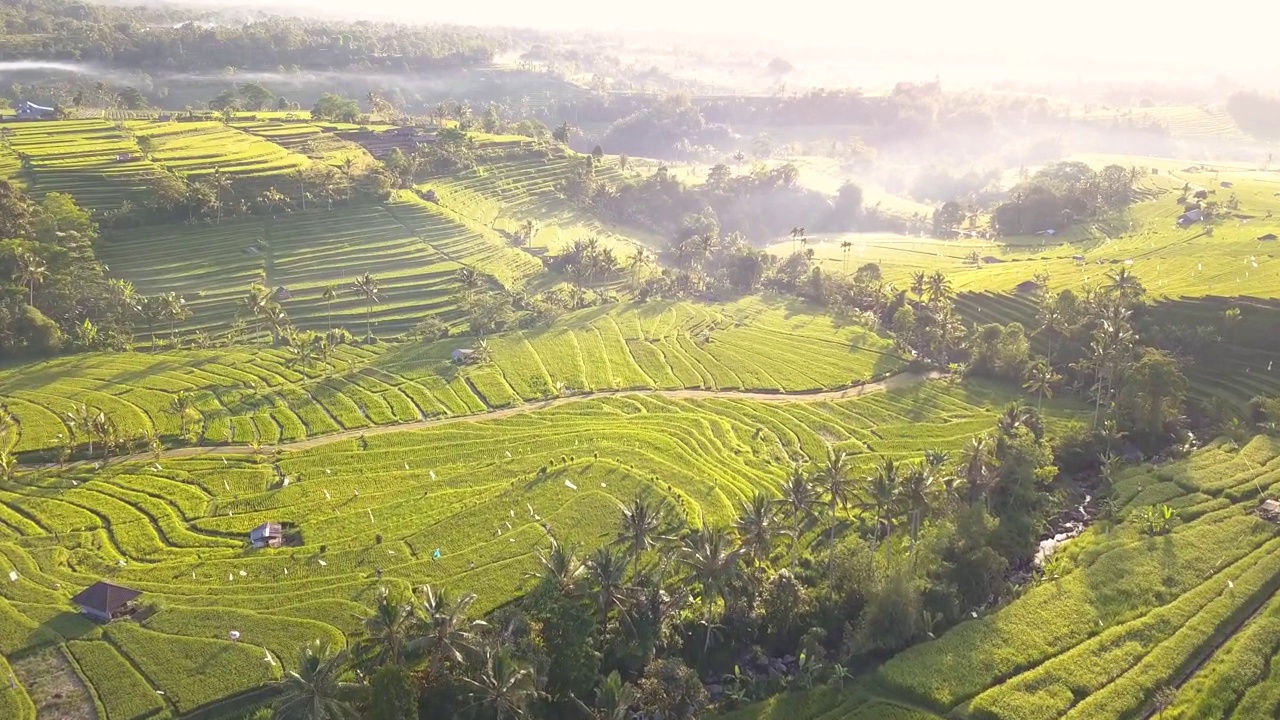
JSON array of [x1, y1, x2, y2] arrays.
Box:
[[960, 434, 994, 509], [909, 270, 927, 302], [357, 592, 418, 670], [731, 491, 778, 567], [340, 157, 356, 202], [1023, 360, 1061, 409], [1036, 301, 1066, 370], [161, 292, 191, 340], [778, 463, 821, 565], [527, 536, 586, 597], [584, 546, 632, 623], [0, 451, 17, 481], [862, 457, 901, 564], [1104, 267, 1144, 302], [263, 304, 291, 345], [572, 671, 636, 720], [840, 240, 853, 272], [13, 252, 48, 306], [901, 463, 934, 565], [464, 645, 538, 720], [169, 391, 194, 438], [817, 448, 854, 560], [270, 641, 359, 720], [678, 527, 743, 659], [350, 272, 381, 340], [240, 283, 272, 342], [613, 493, 671, 576], [321, 284, 339, 331], [414, 585, 488, 679], [139, 295, 167, 351], [925, 270, 953, 305]]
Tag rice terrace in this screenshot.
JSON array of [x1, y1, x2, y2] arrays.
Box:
[[4, 2, 1280, 720]]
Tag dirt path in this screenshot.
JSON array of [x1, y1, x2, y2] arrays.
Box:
[[94, 370, 940, 463], [11, 648, 97, 720]]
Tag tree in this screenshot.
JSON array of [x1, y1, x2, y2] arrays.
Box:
[[614, 493, 672, 576], [731, 492, 778, 567], [553, 121, 572, 145], [413, 585, 487, 680], [862, 458, 901, 563], [168, 391, 194, 438], [13, 252, 48, 307], [463, 646, 538, 720], [312, 93, 361, 123], [633, 658, 707, 720], [818, 448, 854, 564], [271, 641, 359, 720], [161, 292, 191, 340], [679, 527, 743, 659], [1117, 348, 1187, 443], [584, 546, 632, 623], [322, 284, 339, 331], [573, 671, 636, 720], [366, 665, 418, 720], [357, 592, 417, 670], [528, 536, 586, 598], [1023, 361, 1061, 409], [779, 464, 821, 565], [351, 272, 381, 340], [901, 462, 934, 565], [139, 295, 167, 351]]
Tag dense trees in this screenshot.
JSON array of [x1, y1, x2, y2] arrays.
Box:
[[0, 0, 499, 73], [992, 161, 1138, 236]]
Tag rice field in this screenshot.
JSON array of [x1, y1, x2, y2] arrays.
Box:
[[0, 375, 1063, 718], [0, 298, 905, 457]]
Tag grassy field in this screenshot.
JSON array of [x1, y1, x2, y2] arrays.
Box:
[[0, 298, 904, 456], [722, 435, 1280, 720], [0, 375, 1069, 717]]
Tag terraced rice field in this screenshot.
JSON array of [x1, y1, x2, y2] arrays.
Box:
[[422, 136, 654, 253], [0, 299, 905, 457], [0, 376, 1064, 718], [232, 120, 375, 167], [726, 435, 1280, 720], [0, 119, 165, 212]]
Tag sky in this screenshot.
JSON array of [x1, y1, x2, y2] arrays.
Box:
[[162, 0, 1280, 85]]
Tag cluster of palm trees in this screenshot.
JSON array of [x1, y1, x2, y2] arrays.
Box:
[[560, 237, 623, 288]]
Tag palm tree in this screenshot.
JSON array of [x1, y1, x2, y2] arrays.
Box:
[[1105, 267, 1144, 302], [1036, 301, 1065, 370], [731, 492, 778, 567], [678, 527, 743, 659], [414, 585, 488, 679], [627, 248, 651, 290], [925, 270, 953, 305], [357, 592, 417, 670], [613, 493, 671, 576], [241, 283, 272, 341], [573, 671, 636, 720], [817, 448, 854, 562], [0, 451, 17, 481], [340, 157, 356, 202], [960, 435, 993, 509], [263, 304, 291, 344], [287, 330, 322, 372], [169, 391, 194, 438], [270, 641, 359, 720], [862, 457, 901, 564], [1023, 361, 1061, 409], [161, 292, 191, 340], [909, 270, 927, 302], [584, 546, 631, 623], [779, 463, 821, 565], [350, 272, 381, 340], [901, 463, 934, 565], [528, 536, 586, 597], [139, 295, 166, 351], [13, 252, 48, 306], [840, 240, 853, 272], [321, 284, 339, 331], [464, 646, 538, 720]]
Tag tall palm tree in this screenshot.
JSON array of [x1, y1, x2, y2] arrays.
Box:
[[14, 252, 48, 306], [169, 391, 194, 437], [1036, 301, 1065, 370], [573, 671, 636, 720], [241, 283, 272, 342], [413, 585, 488, 679], [1023, 361, 1061, 409], [817, 448, 854, 562], [678, 527, 743, 659], [731, 491, 778, 567], [1104, 267, 1144, 302], [779, 464, 821, 566], [340, 157, 356, 202], [263, 304, 291, 344], [527, 536, 586, 597], [960, 435, 993, 509], [321, 284, 339, 332], [357, 592, 417, 670], [139, 295, 166, 351], [270, 641, 359, 720], [613, 493, 671, 576], [351, 272, 381, 340], [464, 645, 538, 720], [925, 270, 953, 305], [840, 240, 853, 272], [862, 457, 901, 564], [909, 270, 927, 302], [901, 463, 934, 565], [161, 291, 191, 340], [584, 546, 631, 623]]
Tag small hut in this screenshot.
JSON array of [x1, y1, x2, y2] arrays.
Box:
[[1260, 499, 1280, 522], [250, 522, 283, 549], [451, 348, 475, 364], [1014, 280, 1041, 295], [273, 286, 291, 302], [71, 581, 141, 622], [1258, 233, 1277, 242]]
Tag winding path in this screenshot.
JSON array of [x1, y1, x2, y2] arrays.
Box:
[[50, 370, 941, 465]]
